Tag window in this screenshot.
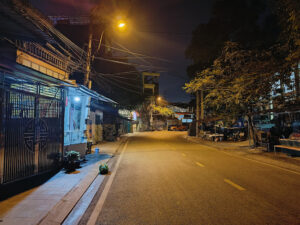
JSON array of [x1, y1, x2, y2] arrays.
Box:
[[95, 115, 102, 125]]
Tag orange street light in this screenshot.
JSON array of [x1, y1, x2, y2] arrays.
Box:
[[118, 22, 126, 28], [116, 20, 127, 32], [84, 18, 128, 87]]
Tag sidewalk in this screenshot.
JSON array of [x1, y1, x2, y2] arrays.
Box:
[[186, 136, 300, 173], [0, 137, 127, 225]]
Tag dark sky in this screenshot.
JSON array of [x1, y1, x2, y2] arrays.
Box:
[[30, 0, 214, 103]]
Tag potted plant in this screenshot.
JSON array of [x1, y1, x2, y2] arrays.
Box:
[[99, 163, 109, 174], [64, 151, 80, 172]]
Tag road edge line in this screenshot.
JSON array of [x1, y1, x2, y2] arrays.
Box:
[[185, 137, 300, 176], [86, 140, 129, 225], [37, 137, 127, 225]]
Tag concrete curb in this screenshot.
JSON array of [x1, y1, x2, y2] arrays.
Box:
[[37, 137, 127, 225], [184, 135, 300, 173]]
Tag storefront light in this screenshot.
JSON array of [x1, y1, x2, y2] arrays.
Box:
[[74, 96, 81, 102]]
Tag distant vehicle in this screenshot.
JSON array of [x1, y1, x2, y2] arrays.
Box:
[[168, 125, 178, 131], [177, 125, 188, 131], [168, 125, 187, 131]]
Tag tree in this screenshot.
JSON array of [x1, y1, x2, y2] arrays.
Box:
[[275, 0, 300, 99], [185, 0, 279, 78], [152, 105, 174, 117], [276, 0, 300, 65], [184, 42, 281, 144]]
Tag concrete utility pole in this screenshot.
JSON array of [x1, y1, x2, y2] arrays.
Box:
[[150, 96, 154, 130], [295, 64, 300, 100], [201, 90, 204, 120], [196, 90, 200, 137], [84, 21, 127, 88], [84, 33, 93, 88]]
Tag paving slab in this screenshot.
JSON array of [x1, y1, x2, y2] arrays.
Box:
[[0, 137, 127, 225]]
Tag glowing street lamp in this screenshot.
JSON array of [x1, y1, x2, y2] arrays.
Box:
[[84, 19, 128, 88], [118, 22, 126, 29]]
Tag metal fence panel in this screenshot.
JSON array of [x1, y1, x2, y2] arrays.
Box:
[[1, 75, 64, 184]]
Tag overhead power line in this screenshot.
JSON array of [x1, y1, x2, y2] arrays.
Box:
[[99, 43, 172, 63], [93, 56, 166, 70]]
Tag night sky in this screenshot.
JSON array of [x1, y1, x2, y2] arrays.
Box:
[[29, 0, 215, 103]]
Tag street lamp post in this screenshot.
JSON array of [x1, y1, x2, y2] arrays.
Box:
[[84, 32, 93, 88], [84, 20, 127, 88]]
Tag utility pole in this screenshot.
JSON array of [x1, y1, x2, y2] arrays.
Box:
[[150, 96, 154, 130], [84, 33, 93, 88], [84, 20, 127, 88], [201, 90, 204, 120], [196, 90, 200, 137], [295, 64, 300, 100]]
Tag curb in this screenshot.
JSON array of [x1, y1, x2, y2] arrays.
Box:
[[37, 137, 127, 225], [185, 135, 300, 173]]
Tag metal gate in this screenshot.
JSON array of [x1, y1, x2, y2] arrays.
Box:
[[1, 75, 64, 184]]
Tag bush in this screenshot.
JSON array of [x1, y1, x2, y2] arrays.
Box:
[[99, 163, 109, 174], [64, 151, 80, 171], [66, 151, 80, 162]]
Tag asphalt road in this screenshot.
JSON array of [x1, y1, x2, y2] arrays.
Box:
[[81, 131, 300, 225]]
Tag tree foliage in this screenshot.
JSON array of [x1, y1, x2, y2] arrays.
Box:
[[276, 0, 300, 66], [152, 105, 174, 117], [185, 42, 282, 117], [184, 0, 299, 114], [185, 0, 279, 78]]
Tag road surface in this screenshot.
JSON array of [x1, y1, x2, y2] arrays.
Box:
[[80, 131, 300, 225]]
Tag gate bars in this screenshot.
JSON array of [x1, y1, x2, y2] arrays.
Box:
[[0, 72, 65, 184]]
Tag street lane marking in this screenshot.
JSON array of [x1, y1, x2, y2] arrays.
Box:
[[87, 140, 129, 225], [191, 142, 300, 176], [182, 153, 186, 157], [196, 162, 205, 167], [219, 150, 300, 176], [224, 179, 246, 191]]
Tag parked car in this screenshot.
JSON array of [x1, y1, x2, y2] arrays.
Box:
[[177, 125, 188, 131], [168, 125, 178, 131]]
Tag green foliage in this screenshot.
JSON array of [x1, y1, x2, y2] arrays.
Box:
[[186, 0, 280, 78], [99, 163, 109, 174], [65, 151, 80, 162], [276, 0, 300, 65], [152, 105, 174, 117], [184, 42, 282, 116], [64, 151, 80, 172]]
